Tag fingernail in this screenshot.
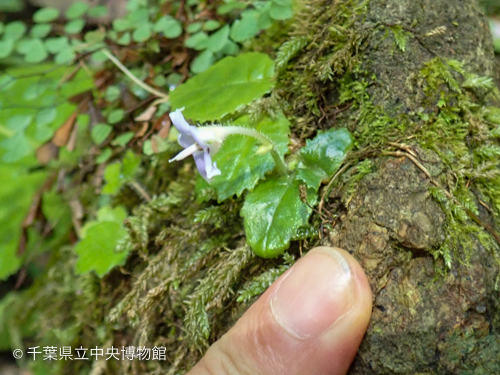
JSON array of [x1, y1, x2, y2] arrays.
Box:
[[271, 248, 355, 339]]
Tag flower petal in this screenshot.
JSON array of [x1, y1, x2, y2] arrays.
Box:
[[178, 133, 195, 148], [169, 108, 192, 135], [169, 143, 199, 162]]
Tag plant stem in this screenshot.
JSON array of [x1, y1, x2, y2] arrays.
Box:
[[101, 49, 169, 100]]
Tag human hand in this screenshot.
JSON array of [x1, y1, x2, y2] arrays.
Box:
[[187, 246, 372, 375]]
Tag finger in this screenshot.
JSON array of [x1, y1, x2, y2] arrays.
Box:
[[188, 246, 372, 375]]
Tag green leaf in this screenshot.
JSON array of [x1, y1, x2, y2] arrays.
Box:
[[84, 30, 105, 44], [7, 114, 32, 131], [207, 24, 229, 52], [132, 23, 153, 43], [187, 22, 202, 33], [111, 132, 134, 147], [241, 175, 313, 257], [0, 40, 14, 59], [269, 3, 293, 20], [190, 50, 214, 73], [112, 19, 131, 32], [4, 21, 26, 41], [297, 128, 353, 190], [0, 166, 47, 280], [20, 39, 48, 63], [108, 109, 125, 124], [102, 163, 123, 194], [96, 148, 112, 163], [211, 114, 290, 201], [91, 124, 112, 144], [230, 10, 260, 42], [65, 1, 89, 19], [33, 7, 60, 23], [44, 36, 70, 53], [170, 52, 275, 121], [390, 26, 409, 52], [185, 31, 209, 50], [0, 132, 33, 162], [105, 85, 121, 102], [204, 20, 221, 31], [117, 32, 131, 45], [36, 108, 57, 127], [31, 24, 52, 38], [221, 40, 240, 55], [64, 19, 85, 34], [217, 1, 247, 15], [154, 16, 182, 39], [54, 49, 75, 64], [122, 150, 141, 179], [74, 221, 129, 277]]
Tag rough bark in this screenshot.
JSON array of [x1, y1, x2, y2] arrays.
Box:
[[316, 0, 500, 373]]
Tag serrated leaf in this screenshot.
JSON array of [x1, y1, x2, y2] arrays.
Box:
[[33, 7, 60, 23], [297, 128, 353, 190], [241, 175, 313, 257], [462, 75, 494, 90], [170, 52, 275, 121], [391, 26, 409, 52], [211, 114, 290, 201], [74, 221, 129, 277]]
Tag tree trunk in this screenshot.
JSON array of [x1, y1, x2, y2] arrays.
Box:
[[277, 0, 500, 373]]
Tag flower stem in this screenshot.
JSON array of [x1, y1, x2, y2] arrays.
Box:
[[270, 149, 288, 175], [101, 49, 169, 100]]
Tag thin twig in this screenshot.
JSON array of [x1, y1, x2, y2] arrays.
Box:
[[101, 49, 169, 100], [318, 161, 354, 215]]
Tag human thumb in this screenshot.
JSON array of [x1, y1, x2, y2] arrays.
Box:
[[188, 246, 372, 375]]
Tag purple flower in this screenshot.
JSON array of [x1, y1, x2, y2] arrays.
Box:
[[169, 108, 224, 182]]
